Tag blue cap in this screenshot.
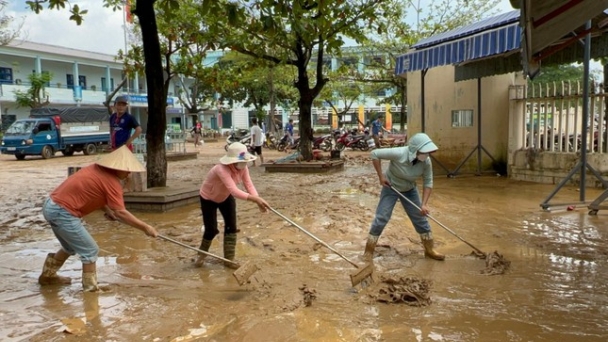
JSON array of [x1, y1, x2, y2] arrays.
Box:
[[115, 95, 129, 104]]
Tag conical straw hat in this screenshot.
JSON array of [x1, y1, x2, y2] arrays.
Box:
[[96, 146, 146, 172]]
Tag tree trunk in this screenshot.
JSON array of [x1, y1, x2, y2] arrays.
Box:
[[295, 62, 313, 161], [604, 60, 608, 122], [298, 96, 313, 161], [136, 0, 167, 188], [269, 68, 276, 135]]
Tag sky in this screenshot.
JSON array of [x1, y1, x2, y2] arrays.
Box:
[[7, 0, 518, 55]]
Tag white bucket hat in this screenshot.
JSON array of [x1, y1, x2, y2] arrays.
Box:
[[220, 142, 256, 165], [96, 145, 146, 172]]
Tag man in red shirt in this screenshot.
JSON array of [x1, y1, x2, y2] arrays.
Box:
[[38, 146, 158, 291]]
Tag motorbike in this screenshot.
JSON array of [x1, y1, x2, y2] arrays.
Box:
[[263, 132, 278, 149], [224, 127, 251, 151], [312, 134, 333, 151], [225, 127, 250, 143], [334, 129, 370, 151], [277, 133, 300, 152]]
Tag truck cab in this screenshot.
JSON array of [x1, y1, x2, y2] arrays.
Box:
[[1, 118, 59, 160], [0, 107, 110, 160]]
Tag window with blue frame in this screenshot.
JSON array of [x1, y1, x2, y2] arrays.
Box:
[[66, 75, 87, 89], [0, 67, 13, 84], [78, 75, 86, 90], [66, 74, 74, 89]]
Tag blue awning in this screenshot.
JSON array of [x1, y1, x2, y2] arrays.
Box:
[[395, 10, 522, 75]]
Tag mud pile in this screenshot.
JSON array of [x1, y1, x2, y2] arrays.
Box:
[[368, 276, 432, 306], [480, 251, 511, 275], [300, 284, 317, 307]]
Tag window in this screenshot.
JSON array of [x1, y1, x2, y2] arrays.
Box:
[[37, 123, 53, 132], [0, 67, 13, 84], [452, 110, 473, 127], [341, 57, 358, 67], [68, 75, 87, 89], [101, 77, 115, 92], [78, 75, 87, 90], [66, 74, 74, 89]]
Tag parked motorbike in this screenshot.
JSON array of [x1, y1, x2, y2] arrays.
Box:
[[225, 128, 251, 151], [263, 132, 278, 149], [277, 134, 300, 152], [226, 128, 250, 143], [312, 134, 333, 151], [334, 129, 369, 151]]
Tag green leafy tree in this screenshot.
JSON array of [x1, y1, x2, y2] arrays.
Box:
[[315, 68, 375, 127], [28, 0, 172, 187], [14, 72, 52, 108], [199, 0, 397, 160], [215, 52, 299, 131]]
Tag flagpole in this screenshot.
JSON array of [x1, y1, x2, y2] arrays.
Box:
[[123, 0, 130, 96]]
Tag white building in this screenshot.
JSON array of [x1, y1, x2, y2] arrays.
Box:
[[0, 40, 397, 134], [0, 40, 184, 132]]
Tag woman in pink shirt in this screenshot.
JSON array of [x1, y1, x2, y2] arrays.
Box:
[[195, 142, 270, 267]]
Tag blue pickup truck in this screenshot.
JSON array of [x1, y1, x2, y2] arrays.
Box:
[[0, 107, 110, 160]]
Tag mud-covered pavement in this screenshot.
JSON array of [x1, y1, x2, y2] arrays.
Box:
[[2, 142, 608, 341]]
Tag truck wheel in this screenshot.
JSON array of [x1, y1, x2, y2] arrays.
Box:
[[62, 146, 75, 156], [41, 145, 54, 159], [83, 144, 97, 155], [15, 153, 25, 160]]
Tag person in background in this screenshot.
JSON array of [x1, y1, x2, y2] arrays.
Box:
[[250, 117, 264, 166], [371, 114, 390, 148], [38, 146, 158, 292], [191, 122, 203, 148], [285, 119, 294, 145], [110, 95, 142, 151], [363, 133, 445, 262], [194, 143, 270, 268]]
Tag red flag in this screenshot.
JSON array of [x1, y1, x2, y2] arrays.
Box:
[[125, 0, 133, 23]]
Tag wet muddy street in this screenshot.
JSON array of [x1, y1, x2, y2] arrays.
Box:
[[2, 142, 608, 341]]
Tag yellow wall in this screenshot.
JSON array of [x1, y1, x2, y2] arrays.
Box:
[[406, 65, 526, 173]]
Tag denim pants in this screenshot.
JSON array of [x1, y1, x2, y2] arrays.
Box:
[[42, 197, 99, 263], [369, 186, 431, 237]]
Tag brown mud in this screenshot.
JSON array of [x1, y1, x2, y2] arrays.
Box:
[[1, 142, 608, 341], [481, 250, 511, 275], [365, 275, 432, 306]]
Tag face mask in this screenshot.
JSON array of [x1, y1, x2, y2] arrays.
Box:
[[417, 153, 429, 162], [235, 162, 247, 170]]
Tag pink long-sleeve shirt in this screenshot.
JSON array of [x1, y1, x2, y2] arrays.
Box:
[[199, 164, 258, 202]]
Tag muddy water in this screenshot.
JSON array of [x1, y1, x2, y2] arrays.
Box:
[[1, 144, 608, 341]]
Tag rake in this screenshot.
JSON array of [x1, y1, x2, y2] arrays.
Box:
[[158, 235, 260, 285], [268, 207, 374, 287]]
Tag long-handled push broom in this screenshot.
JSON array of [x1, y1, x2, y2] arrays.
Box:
[[388, 185, 487, 258], [268, 207, 374, 287], [158, 235, 260, 285]]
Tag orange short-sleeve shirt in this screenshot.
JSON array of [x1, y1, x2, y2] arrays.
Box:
[[51, 164, 126, 217]]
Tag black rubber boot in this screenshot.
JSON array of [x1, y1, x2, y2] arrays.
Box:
[[194, 239, 213, 267]]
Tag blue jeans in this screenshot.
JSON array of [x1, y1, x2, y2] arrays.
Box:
[[42, 197, 99, 263], [369, 186, 431, 236]]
